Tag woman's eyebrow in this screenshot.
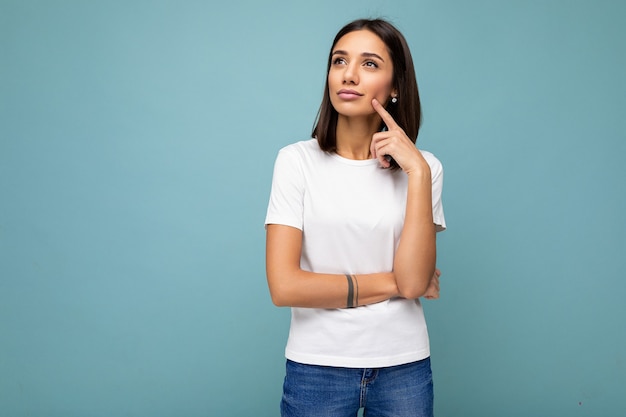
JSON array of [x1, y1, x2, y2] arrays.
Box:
[[361, 52, 384, 62], [331, 50, 385, 62]]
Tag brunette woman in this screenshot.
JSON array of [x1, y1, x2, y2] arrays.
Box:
[[265, 18, 446, 417]]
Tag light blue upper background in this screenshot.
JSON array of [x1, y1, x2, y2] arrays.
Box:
[[1, 0, 624, 416]]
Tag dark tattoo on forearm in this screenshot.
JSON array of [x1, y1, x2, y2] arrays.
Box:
[[345, 274, 359, 308], [353, 274, 359, 307], [345, 274, 354, 308]]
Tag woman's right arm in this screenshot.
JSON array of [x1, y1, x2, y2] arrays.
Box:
[[266, 224, 399, 308]]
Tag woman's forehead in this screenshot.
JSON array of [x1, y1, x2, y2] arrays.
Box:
[[333, 30, 389, 58]]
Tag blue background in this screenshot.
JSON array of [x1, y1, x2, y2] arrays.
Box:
[[1, 0, 624, 416]]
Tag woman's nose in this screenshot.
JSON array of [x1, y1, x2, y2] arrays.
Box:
[[343, 64, 358, 84]]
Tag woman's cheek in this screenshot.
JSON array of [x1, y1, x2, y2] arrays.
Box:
[[369, 81, 394, 103]]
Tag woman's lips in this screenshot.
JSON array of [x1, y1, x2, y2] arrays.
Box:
[[337, 89, 363, 100]]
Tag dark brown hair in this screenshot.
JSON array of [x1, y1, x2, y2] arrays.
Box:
[[312, 19, 422, 167]]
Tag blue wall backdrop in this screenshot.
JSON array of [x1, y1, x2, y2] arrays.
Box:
[[1, 0, 624, 416]]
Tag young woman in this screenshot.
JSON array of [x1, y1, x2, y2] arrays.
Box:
[[265, 18, 446, 417]]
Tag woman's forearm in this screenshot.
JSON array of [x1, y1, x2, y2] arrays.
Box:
[[266, 224, 398, 308], [393, 171, 437, 299], [267, 270, 398, 309]]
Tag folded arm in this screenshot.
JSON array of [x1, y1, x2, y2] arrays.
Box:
[[265, 224, 399, 308]]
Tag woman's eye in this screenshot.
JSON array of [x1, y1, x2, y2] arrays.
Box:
[[332, 57, 346, 65], [364, 61, 378, 68]]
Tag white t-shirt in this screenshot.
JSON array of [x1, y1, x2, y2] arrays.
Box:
[[265, 139, 446, 368]]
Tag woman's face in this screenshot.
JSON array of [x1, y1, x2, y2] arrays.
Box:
[[328, 29, 396, 118]]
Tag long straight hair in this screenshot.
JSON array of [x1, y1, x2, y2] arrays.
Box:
[[312, 19, 422, 168]]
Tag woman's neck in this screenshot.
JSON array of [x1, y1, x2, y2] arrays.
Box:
[[335, 114, 381, 160]]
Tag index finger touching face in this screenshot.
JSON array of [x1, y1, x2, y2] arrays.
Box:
[[372, 98, 399, 130]]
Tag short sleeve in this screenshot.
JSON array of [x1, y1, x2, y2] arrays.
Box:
[[264, 147, 305, 230], [423, 152, 446, 232]]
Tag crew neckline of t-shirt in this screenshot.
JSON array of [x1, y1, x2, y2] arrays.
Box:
[[329, 152, 380, 166]]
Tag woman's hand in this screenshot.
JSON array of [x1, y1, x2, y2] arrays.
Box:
[[422, 268, 441, 300], [370, 98, 429, 175]]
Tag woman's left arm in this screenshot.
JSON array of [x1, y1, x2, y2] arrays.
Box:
[[370, 99, 437, 299]]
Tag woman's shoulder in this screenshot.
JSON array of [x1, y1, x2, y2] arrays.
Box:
[[279, 138, 320, 153], [418, 149, 443, 176], [277, 138, 325, 160], [419, 149, 442, 166]]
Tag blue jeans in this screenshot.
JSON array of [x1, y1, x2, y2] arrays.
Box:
[[280, 357, 434, 417]]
